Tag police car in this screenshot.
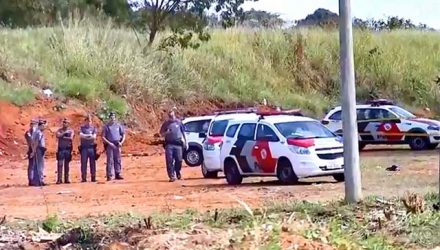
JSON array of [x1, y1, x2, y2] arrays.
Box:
[[201, 109, 261, 178], [322, 99, 440, 150], [182, 115, 214, 167], [219, 111, 345, 185]]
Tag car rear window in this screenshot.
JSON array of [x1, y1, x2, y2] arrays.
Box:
[[184, 120, 211, 133], [209, 120, 229, 137]]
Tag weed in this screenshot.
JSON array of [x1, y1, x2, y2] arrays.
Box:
[[42, 214, 62, 233], [0, 80, 35, 106]]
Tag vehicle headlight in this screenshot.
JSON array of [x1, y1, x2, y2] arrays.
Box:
[[203, 142, 216, 151], [289, 145, 311, 155], [428, 125, 440, 131]]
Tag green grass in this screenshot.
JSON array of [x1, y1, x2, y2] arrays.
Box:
[[0, 79, 35, 106], [1, 17, 440, 115], [5, 194, 439, 249]]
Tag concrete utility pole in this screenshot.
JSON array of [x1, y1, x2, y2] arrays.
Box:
[[339, 0, 363, 203]]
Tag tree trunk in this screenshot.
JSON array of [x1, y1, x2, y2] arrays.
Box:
[[148, 28, 157, 46]]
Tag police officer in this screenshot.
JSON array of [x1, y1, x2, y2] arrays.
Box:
[[79, 115, 97, 182], [25, 119, 37, 186], [159, 110, 187, 182], [56, 118, 74, 184], [102, 112, 125, 181], [30, 119, 47, 186]]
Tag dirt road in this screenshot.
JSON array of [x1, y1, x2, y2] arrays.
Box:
[[0, 146, 438, 220]]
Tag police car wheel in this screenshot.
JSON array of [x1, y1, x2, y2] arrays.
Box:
[[276, 159, 298, 185], [201, 162, 218, 179], [224, 160, 242, 185], [358, 142, 367, 151], [333, 173, 345, 182], [408, 136, 428, 151], [184, 148, 203, 167]]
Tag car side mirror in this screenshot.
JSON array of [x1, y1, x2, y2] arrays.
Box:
[[199, 132, 207, 138]]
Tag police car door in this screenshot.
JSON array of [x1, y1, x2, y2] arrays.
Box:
[[252, 123, 280, 174], [230, 123, 257, 174]]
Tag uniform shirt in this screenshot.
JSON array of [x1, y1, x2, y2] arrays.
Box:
[[103, 122, 125, 142], [160, 119, 184, 143], [57, 128, 74, 149], [80, 124, 97, 146], [32, 129, 45, 148], [24, 128, 35, 147]]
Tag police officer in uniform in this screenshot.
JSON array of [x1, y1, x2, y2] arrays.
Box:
[[160, 110, 187, 182], [30, 119, 47, 186], [25, 119, 37, 186], [79, 115, 97, 182], [56, 118, 74, 184], [102, 112, 125, 181]]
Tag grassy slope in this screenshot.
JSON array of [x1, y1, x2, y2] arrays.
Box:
[[1, 18, 440, 117]]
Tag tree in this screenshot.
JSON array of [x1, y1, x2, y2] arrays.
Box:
[[129, 0, 258, 45], [240, 8, 284, 28]]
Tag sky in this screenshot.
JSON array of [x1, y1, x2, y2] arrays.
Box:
[[242, 0, 440, 29]]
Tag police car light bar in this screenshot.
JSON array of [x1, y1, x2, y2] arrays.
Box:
[[257, 109, 303, 117], [213, 108, 258, 116], [365, 99, 394, 106]]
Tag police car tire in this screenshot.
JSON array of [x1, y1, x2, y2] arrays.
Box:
[[333, 173, 345, 182], [276, 159, 298, 185], [408, 136, 429, 151], [201, 162, 218, 179], [358, 142, 367, 151], [184, 147, 203, 167], [224, 160, 243, 185]]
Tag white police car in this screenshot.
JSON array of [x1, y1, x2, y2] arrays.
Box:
[[322, 99, 440, 150], [219, 111, 345, 185], [201, 109, 260, 179], [182, 115, 214, 167]]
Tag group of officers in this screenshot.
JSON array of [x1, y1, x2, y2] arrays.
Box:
[[24, 109, 187, 186]]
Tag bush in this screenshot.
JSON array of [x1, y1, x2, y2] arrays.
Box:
[[0, 80, 35, 106], [57, 77, 105, 101]]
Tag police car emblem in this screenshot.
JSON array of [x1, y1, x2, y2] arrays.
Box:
[[261, 149, 267, 159], [384, 123, 392, 131]]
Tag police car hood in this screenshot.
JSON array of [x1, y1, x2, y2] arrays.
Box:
[[313, 137, 343, 150], [408, 118, 440, 128]]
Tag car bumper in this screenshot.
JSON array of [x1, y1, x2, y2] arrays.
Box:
[[290, 155, 344, 178], [202, 149, 222, 172], [429, 133, 440, 143]]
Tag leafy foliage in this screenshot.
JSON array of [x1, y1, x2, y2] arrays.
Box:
[[129, 0, 258, 45]]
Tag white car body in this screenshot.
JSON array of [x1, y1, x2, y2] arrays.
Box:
[[322, 103, 440, 150], [219, 114, 345, 185], [182, 115, 214, 167], [201, 112, 261, 178]]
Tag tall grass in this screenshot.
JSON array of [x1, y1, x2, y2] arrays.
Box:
[[0, 80, 35, 106], [1, 18, 440, 115]]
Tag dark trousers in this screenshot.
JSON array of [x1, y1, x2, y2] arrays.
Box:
[[31, 148, 45, 186], [165, 144, 183, 179], [27, 148, 34, 185], [106, 143, 122, 178], [80, 147, 96, 181], [57, 149, 72, 182]]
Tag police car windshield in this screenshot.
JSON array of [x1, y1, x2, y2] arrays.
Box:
[[275, 121, 335, 139], [389, 107, 416, 119], [209, 120, 229, 137]]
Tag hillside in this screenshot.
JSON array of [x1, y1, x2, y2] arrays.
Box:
[[1, 19, 440, 123]]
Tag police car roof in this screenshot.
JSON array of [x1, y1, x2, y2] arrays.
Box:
[[228, 115, 315, 124], [212, 113, 260, 121], [331, 104, 396, 111]]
